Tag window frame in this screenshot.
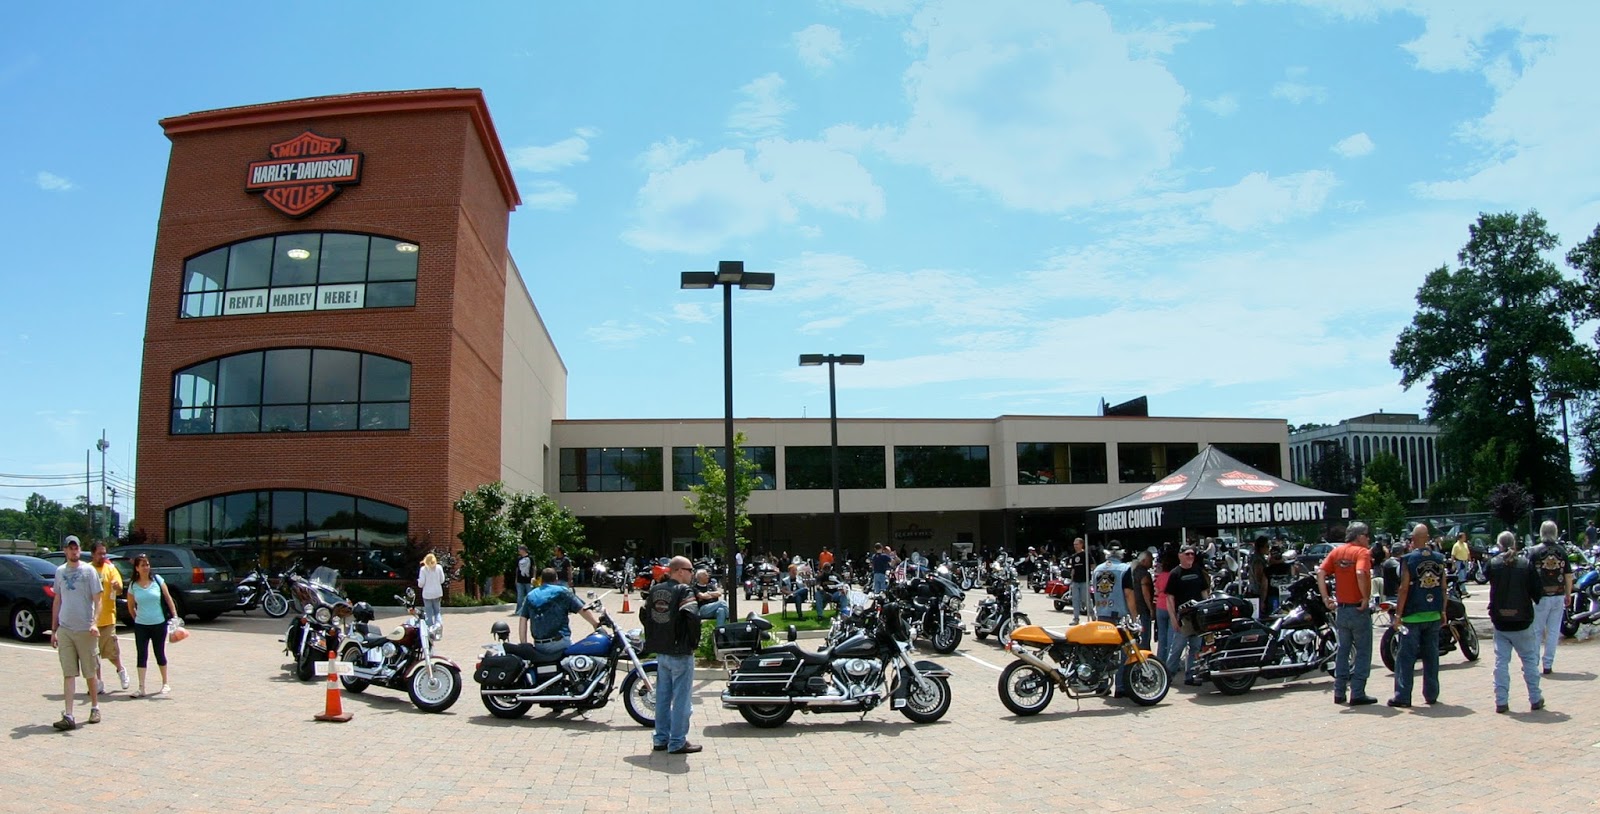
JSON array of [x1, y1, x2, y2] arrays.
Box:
[[178, 231, 420, 320], [170, 347, 410, 436]]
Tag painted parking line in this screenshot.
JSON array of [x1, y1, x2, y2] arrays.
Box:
[[0, 640, 54, 653], [958, 650, 1004, 672]]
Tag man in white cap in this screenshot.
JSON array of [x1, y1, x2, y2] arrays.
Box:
[[50, 535, 103, 730]]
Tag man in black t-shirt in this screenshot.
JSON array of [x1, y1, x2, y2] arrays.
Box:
[[550, 546, 573, 588], [1161, 545, 1211, 685], [1067, 538, 1090, 624]]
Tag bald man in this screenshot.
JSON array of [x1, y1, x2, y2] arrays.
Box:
[[643, 556, 701, 754], [1390, 523, 1449, 708]]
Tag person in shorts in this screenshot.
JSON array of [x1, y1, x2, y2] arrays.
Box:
[[90, 541, 128, 693], [51, 536, 103, 730]]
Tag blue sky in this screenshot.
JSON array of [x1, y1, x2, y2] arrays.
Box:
[[4, 1, 1598, 516]]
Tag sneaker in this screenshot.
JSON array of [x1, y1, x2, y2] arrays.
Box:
[[1495, 704, 1509, 714], [87, 708, 102, 724], [1531, 699, 1545, 711], [119, 669, 130, 690], [52, 714, 77, 731], [130, 689, 144, 699], [160, 684, 171, 696]]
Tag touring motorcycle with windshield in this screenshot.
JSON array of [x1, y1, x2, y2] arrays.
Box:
[[1188, 576, 1337, 695], [888, 573, 965, 654], [997, 615, 1169, 713], [972, 571, 1030, 644]]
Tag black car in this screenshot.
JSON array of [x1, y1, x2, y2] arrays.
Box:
[[1292, 542, 1336, 577], [1, 554, 61, 640], [113, 544, 236, 622], [38, 551, 134, 624]]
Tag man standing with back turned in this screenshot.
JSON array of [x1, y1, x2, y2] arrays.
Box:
[[1526, 520, 1572, 675], [1318, 523, 1377, 706], [1390, 523, 1448, 708], [1486, 530, 1544, 713]]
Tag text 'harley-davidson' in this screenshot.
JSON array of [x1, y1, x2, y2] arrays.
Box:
[[473, 592, 658, 726], [720, 595, 953, 728], [339, 593, 462, 713]]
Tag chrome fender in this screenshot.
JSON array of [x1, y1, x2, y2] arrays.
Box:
[[404, 656, 460, 678]]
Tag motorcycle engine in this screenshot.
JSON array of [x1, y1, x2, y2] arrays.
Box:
[[1061, 645, 1119, 691], [831, 658, 882, 697], [560, 654, 603, 686]]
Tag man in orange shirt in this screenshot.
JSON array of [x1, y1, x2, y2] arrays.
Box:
[[1317, 522, 1376, 706], [818, 546, 834, 570]]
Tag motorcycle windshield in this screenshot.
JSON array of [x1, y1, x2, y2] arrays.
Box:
[[310, 566, 341, 590]]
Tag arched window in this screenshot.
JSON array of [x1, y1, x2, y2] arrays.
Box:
[[166, 489, 409, 578], [172, 348, 409, 434], [180, 232, 418, 318]]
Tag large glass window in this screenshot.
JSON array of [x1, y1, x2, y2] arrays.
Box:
[[1016, 443, 1107, 485], [559, 447, 664, 492], [1117, 443, 1198, 483], [1213, 443, 1283, 477], [171, 349, 409, 435], [671, 446, 777, 491], [894, 446, 990, 488], [784, 446, 886, 490], [166, 490, 409, 579], [180, 232, 419, 318]]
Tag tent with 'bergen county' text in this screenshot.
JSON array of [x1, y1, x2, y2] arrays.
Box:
[[1086, 445, 1352, 536]]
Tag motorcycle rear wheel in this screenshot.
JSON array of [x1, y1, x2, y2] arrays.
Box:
[[901, 673, 952, 723], [1472, 566, 1489, 585], [929, 622, 962, 654], [620, 663, 659, 727], [1561, 607, 1581, 638], [1121, 659, 1170, 705], [408, 663, 462, 713], [1380, 627, 1399, 672], [1458, 621, 1480, 661], [262, 591, 290, 618], [1053, 599, 1067, 612], [997, 660, 1054, 715], [1209, 673, 1256, 696], [338, 643, 370, 693], [738, 703, 795, 728], [482, 692, 534, 719]]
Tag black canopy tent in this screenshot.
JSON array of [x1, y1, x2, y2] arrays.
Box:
[[1087, 445, 1352, 539]]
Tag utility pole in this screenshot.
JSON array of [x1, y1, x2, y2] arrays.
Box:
[[97, 431, 109, 540], [109, 486, 119, 539], [85, 450, 93, 539]]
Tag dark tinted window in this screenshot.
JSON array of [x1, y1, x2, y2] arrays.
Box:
[[172, 349, 407, 435], [226, 237, 273, 289], [271, 234, 321, 286], [165, 490, 408, 579], [671, 445, 777, 491], [894, 446, 990, 488], [1016, 442, 1107, 485], [784, 446, 886, 490], [318, 233, 369, 284], [559, 447, 664, 492]]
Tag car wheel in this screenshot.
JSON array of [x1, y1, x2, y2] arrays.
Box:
[[10, 604, 44, 641]]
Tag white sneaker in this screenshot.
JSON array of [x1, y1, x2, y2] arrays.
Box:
[[119, 669, 130, 690], [160, 684, 171, 696]]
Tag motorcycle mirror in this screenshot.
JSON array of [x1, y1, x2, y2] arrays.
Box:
[[787, 625, 798, 642], [586, 591, 597, 600]]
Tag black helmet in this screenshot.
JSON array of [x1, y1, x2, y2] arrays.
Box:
[[490, 620, 511, 641], [352, 601, 374, 622]]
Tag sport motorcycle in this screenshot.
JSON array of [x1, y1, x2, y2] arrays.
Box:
[[1377, 582, 1480, 671], [1189, 576, 1337, 696], [472, 593, 657, 725], [720, 595, 953, 728], [997, 615, 1169, 714], [972, 574, 1030, 645], [339, 594, 462, 713]]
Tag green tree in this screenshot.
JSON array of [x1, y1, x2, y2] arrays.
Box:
[[1361, 451, 1413, 503], [1391, 210, 1592, 505], [1561, 224, 1600, 492], [1305, 442, 1356, 496], [507, 491, 591, 568], [684, 432, 761, 557], [24, 493, 87, 548], [0, 508, 30, 540], [1354, 477, 1407, 537], [1487, 482, 1534, 532], [453, 481, 516, 598], [1465, 438, 1521, 511]]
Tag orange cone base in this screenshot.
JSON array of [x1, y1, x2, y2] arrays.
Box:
[[621, 596, 631, 614], [316, 673, 351, 722], [314, 710, 353, 723]]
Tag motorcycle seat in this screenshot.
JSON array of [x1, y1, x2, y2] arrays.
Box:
[[502, 642, 549, 662], [763, 642, 832, 666]]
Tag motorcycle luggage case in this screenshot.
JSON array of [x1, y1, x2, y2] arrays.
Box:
[[474, 654, 524, 688], [727, 651, 800, 693], [1179, 596, 1253, 636], [713, 620, 766, 662], [1209, 624, 1272, 672]]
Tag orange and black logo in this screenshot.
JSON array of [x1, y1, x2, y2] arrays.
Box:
[[245, 131, 364, 218]]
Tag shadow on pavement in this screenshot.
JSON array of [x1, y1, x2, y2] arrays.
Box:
[[999, 705, 1164, 723], [1411, 701, 1474, 718], [11, 723, 67, 740], [1507, 709, 1571, 724], [1182, 680, 1329, 706], [462, 710, 616, 732], [1543, 670, 1594, 681], [621, 753, 690, 775]]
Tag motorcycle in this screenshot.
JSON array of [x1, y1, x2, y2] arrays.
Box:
[[339, 594, 462, 713], [282, 565, 352, 681], [891, 573, 965, 654], [744, 561, 782, 601], [997, 614, 1169, 713], [720, 595, 953, 728], [1189, 576, 1336, 696], [1561, 564, 1599, 637], [472, 592, 658, 725], [1377, 582, 1480, 672], [233, 568, 290, 617], [972, 573, 1030, 645]]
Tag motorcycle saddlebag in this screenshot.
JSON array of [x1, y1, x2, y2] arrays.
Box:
[[727, 651, 799, 693], [1208, 625, 1272, 672], [473, 654, 524, 688], [713, 620, 767, 662], [1179, 596, 1253, 637]]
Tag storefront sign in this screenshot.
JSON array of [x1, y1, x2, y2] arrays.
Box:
[[222, 284, 374, 316], [1214, 501, 1328, 525], [893, 524, 935, 541], [245, 131, 364, 218]]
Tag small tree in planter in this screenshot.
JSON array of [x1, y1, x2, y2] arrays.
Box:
[[684, 431, 762, 559], [454, 481, 516, 599]]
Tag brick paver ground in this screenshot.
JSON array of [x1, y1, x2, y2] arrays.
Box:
[[4, 586, 1595, 813]]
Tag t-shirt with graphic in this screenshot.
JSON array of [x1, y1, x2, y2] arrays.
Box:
[[54, 561, 103, 632], [1067, 551, 1089, 583], [1091, 560, 1132, 618], [1400, 550, 1448, 623], [1318, 543, 1372, 605], [1526, 542, 1573, 597], [93, 560, 123, 627], [1162, 565, 1210, 612]]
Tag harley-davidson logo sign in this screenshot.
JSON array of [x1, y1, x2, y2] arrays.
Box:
[[1141, 473, 1187, 500], [245, 131, 363, 218], [1216, 470, 1278, 493]]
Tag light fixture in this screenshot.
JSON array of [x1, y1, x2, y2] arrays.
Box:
[[396, 243, 419, 253], [286, 248, 311, 260]]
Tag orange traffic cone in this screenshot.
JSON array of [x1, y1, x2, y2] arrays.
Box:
[[621, 594, 631, 614], [314, 636, 352, 723], [762, 598, 770, 615]]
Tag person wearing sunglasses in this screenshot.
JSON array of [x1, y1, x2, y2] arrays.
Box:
[[1161, 545, 1212, 686]]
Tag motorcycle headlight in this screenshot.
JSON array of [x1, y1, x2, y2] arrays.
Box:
[[313, 606, 332, 625]]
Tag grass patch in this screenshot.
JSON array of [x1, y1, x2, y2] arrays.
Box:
[[759, 608, 839, 632]]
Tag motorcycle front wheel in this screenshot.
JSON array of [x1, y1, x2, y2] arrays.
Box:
[[1380, 627, 1399, 672], [408, 663, 462, 713], [999, 613, 1029, 645], [738, 702, 795, 728], [294, 643, 322, 682], [1458, 621, 1481, 661], [338, 643, 370, 693], [1121, 658, 1171, 705], [901, 672, 952, 723], [1472, 566, 1489, 585], [929, 620, 963, 654], [262, 590, 290, 618], [620, 662, 659, 727], [482, 691, 534, 719], [997, 660, 1054, 715]]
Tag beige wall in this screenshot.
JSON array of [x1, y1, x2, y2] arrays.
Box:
[[499, 257, 567, 494]]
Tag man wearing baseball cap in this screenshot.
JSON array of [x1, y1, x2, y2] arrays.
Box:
[[51, 535, 104, 730]]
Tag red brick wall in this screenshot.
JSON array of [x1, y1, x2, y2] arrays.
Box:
[[135, 95, 513, 565]]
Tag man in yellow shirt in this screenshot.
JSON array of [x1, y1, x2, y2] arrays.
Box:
[[91, 542, 129, 692], [1450, 532, 1473, 594]]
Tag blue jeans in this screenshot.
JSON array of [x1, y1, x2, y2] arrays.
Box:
[[1161, 613, 1198, 679], [1136, 612, 1153, 650], [1493, 626, 1543, 707], [423, 597, 442, 629], [514, 582, 530, 610], [653, 653, 695, 751], [872, 573, 888, 593], [1155, 609, 1172, 660], [1070, 582, 1091, 622], [1532, 595, 1564, 671], [1332, 606, 1374, 698], [697, 600, 728, 628], [813, 590, 843, 616], [1394, 619, 1441, 704]]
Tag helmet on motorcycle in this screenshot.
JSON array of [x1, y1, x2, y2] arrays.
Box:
[[351, 601, 375, 622], [490, 620, 511, 641]]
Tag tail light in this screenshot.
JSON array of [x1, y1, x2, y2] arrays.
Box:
[[192, 567, 204, 585], [43, 584, 56, 598]]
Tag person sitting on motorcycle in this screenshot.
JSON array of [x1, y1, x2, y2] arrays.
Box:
[[691, 568, 728, 627], [812, 563, 848, 619], [518, 568, 602, 660]]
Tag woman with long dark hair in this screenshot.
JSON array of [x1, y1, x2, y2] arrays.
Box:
[[124, 554, 179, 697]]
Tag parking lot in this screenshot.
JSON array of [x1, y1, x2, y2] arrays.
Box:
[[4, 585, 1597, 813]]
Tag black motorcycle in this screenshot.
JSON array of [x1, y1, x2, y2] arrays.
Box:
[[890, 574, 965, 654], [720, 596, 953, 728], [744, 561, 782, 601], [1377, 583, 1479, 671], [235, 567, 291, 617], [972, 574, 1030, 645], [281, 565, 352, 681], [1189, 576, 1337, 696], [473, 593, 657, 725]]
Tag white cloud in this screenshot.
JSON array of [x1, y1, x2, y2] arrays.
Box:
[[727, 73, 792, 139], [36, 171, 73, 191], [1200, 94, 1239, 116], [1127, 20, 1213, 57], [795, 24, 845, 71], [508, 129, 596, 172], [1208, 171, 1338, 230], [876, 0, 1188, 212], [830, 0, 917, 15], [586, 320, 651, 345], [639, 137, 698, 172], [672, 303, 713, 324], [523, 180, 577, 211], [1332, 132, 1376, 158], [1271, 79, 1327, 104]]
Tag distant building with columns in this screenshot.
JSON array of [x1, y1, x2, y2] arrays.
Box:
[[1289, 412, 1443, 502]]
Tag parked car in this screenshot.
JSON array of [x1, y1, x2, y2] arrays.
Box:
[[38, 551, 134, 624], [1293, 542, 1335, 577], [1, 554, 62, 640], [113, 544, 236, 622]]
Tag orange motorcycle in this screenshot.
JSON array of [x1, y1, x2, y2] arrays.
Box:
[[997, 615, 1168, 714]]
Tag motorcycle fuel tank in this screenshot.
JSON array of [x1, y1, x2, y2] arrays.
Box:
[[566, 630, 612, 657], [1066, 621, 1123, 646]]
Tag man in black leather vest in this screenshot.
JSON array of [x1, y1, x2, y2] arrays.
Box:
[[642, 556, 700, 754]]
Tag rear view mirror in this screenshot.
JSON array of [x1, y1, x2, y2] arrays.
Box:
[[786, 625, 798, 642]]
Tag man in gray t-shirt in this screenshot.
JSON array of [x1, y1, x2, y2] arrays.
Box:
[[51, 536, 103, 730]]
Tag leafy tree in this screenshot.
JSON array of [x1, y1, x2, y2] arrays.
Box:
[[1290, 422, 1331, 434], [1391, 210, 1592, 506], [684, 431, 761, 557], [1465, 438, 1521, 511], [1354, 477, 1407, 537], [507, 491, 591, 568], [23, 493, 87, 548], [1362, 451, 1413, 503], [1305, 442, 1356, 496], [0, 508, 29, 540], [1487, 482, 1534, 531], [453, 481, 515, 598], [1561, 224, 1600, 492]]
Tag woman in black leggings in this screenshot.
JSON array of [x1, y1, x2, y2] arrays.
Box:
[[125, 554, 179, 697]]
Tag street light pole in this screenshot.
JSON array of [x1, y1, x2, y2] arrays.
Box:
[[1552, 389, 1575, 534], [799, 354, 865, 556], [682, 261, 774, 620]]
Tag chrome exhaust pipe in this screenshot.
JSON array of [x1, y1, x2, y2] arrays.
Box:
[[719, 693, 857, 706], [1004, 644, 1068, 689], [480, 673, 606, 701]]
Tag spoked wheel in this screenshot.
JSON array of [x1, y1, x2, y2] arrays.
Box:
[[998, 613, 1029, 646], [338, 643, 370, 693], [738, 703, 795, 728], [1458, 621, 1481, 661], [620, 662, 658, 727], [262, 591, 290, 618], [1122, 658, 1171, 705], [408, 663, 462, 713], [997, 660, 1054, 715], [900, 671, 952, 723], [1210, 673, 1256, 696], [1561, 606, 1582, 638], [482, 692, 534, 719], [929, 621, 963, 654]]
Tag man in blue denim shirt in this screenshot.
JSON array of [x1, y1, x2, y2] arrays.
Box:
[[518, 568, 600, 660]]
